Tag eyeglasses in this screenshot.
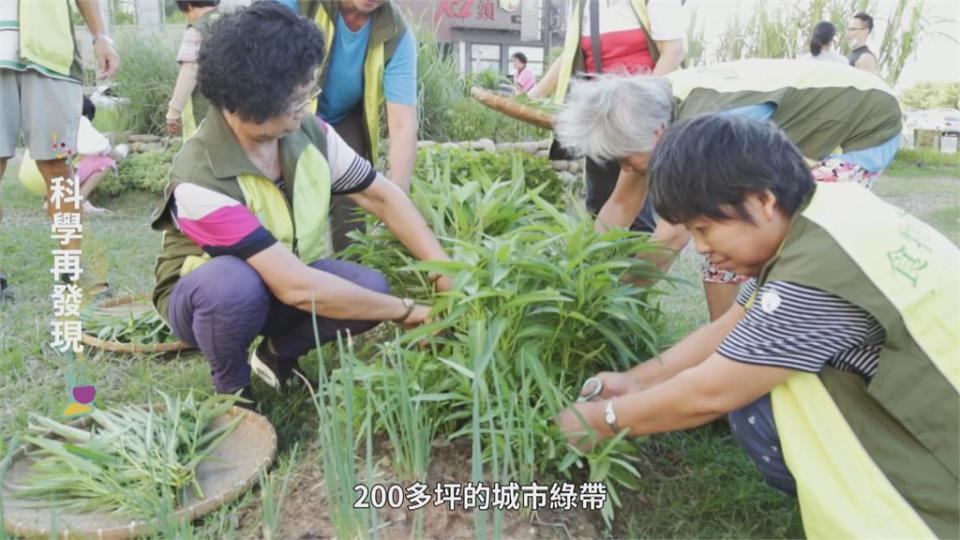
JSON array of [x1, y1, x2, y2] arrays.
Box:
[[288, 85, 322, 114], [847, 26, 866, 31]]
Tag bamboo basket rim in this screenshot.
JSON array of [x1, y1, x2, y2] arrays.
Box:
[[2, 405, 277, 539], [470, 86, 556, 129], [81, 294, 193, 354]]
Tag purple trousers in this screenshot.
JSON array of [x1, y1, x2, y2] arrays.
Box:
[[166, 256, 389, 393]]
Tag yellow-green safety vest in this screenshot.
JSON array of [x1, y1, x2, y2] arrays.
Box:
[[747, 182, 959, 538], [14, 0, 83, 81], [306, 0, 408, 162]]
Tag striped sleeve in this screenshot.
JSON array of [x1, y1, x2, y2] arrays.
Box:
[[736, 278, 758, 306], [172, 183, 277, 259], [322, 121, 377, 194], [718, 280, 880, 373]]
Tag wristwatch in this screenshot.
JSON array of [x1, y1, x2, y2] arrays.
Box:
[[604, 400, 621, 434], [394, 297, 416, 323]]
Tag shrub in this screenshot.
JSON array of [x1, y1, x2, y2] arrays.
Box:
[[95, 149, 175, 199], [416, 31, 463, 142], [111, 31, 180, 135], [340, 149, 670, 527]]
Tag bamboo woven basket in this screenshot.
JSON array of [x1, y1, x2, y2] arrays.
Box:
[[1, 406, 277, 539], [470, 87, 556, 129], [80, 295, 192, 354]]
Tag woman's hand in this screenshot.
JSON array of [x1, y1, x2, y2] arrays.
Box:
[[556, 401, 607, 451], [433, 274, 454, 294], [398, 304, 432, 329], [580, 371, 642, 401]]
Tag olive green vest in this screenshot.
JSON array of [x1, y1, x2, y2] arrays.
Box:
[[151, 109, 333, 318], [668, 59, 902, 159], [553, 0, 659, 103], [750, 183, 959, 538], [303, 0, 408, 161], [181, 9, 221, 139]]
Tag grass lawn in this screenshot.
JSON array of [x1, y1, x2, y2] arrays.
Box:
[[1, 152, 956, 538]]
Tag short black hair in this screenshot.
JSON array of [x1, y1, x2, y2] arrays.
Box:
[[511, 52, 527, 65], [649, 114, 815, 225], [853, 12, 874, 32], [82, 95, 96, 121], [198, 1, 325, 123], [176, 0, 219, 12], [809, 21, 836, 56]]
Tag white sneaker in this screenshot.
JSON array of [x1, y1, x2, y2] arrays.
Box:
[[249, 348, 281, 390]]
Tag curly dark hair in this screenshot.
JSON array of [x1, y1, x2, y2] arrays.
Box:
[[198, 1, 325, 123]]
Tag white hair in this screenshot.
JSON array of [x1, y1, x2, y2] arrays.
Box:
[[554, 74, 674, 162]]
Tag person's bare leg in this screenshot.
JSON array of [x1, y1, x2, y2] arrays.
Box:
[[705, 281, 741, 321], [625, 220, 692, 287], [79, 169, 110, 214], [36, 158, 82, 252]]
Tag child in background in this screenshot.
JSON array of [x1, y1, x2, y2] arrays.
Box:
[[76, 95, 127, 214], [166, 0, 220, 137]]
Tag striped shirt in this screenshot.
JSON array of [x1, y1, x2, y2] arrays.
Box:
[[171, 120, 376, 261], [718, 279, 884, 380]]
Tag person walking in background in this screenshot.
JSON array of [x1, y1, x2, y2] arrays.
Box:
[[805, 21, 848, 64], [511, 52, 536, 95], [528, 0, 685, 235], [0, 0, 119, 292], [847, 11, 878, 74], [300, 0, 419, 254], [166, 0, 221, 138]]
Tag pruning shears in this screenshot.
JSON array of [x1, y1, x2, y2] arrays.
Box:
[[577, 377, 604, 402]]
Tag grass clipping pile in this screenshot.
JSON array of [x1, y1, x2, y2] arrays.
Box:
[[80, 296, 189, 354], [4, 393, 243, 526]]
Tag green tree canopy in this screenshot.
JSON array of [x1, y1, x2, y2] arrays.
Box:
[[900, 81, 960, 110]]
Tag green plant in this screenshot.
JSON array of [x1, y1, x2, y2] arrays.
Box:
[[305, 333, 375, 539], [416, 31, 464, 142], [111, 30, 179, 135], [340, 150, 669, 527], [260, 443, 299, 540], [14, 392, 242, 519], [96, 149, 175, 199], [81, 305, 179, 345]]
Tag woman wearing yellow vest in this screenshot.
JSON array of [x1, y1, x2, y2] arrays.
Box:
[[300, 0, 418, 253], [529, 0, 685, 234], [557, 115, 959, 538], [150, 3, 453, 408], [0, 0, 119, 293]]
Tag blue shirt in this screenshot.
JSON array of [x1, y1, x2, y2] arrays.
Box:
[[717, 102, 898, 172], [318, 15, 417, 125]]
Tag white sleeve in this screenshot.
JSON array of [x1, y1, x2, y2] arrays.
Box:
[[321, 119, 377, 194], [647, 0, 685, 41], [76, 117, 111, 156]]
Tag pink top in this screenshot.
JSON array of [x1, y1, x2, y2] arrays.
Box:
[[515, 68, 536, 93]]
